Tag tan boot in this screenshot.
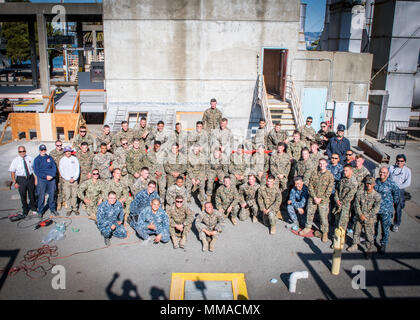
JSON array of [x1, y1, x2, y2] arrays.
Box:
[[62, 201, 67, 209], [299, 227, 312, 236], [209, 238, 217, 252], [231, 217, 238, 225], [276, 211, 283, 221], [347, 244, 358, 252], [57, 201, 62, 210], [252, 216, 258, 223], [179, 236, 187, 249], [322, 232, 328, 243], [201, 238, 209, 252], [207, 195, 211, 202], [270, 225, 276, 235], [172, 237, 180, 249]]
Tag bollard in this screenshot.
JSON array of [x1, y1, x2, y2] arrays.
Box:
[[331, 227, 346, 275]]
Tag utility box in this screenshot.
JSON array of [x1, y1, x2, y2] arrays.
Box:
[[349, 102, 369, 119]]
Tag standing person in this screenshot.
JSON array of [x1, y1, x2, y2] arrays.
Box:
[[269, 142, 291, 196], [333, 165, 358, 230], [129, 181, 161, 225], [327, 153, 344, 195], [113, 137, 131, 186], [300, 116, 317, 147], [229, 144, 251, 187], [309, 141, 324, 166], [72, 125, 95, 152], [9, 146, 37, 219], [169, 122, 188, 153], [131, 167, 150, 197], [252, 119, 269, 148], [211, 118, 234, 164], [388, 154, 411, 232], [92, 143, 114, 180], [104, 168, 132, 223], [96, 124, 113, 153], [33, 144, 58, 217], [167, 195, 194, 249], [299, 158, 335, 242], [251, 144, 269, 185], [97, 191, 127, 246], [316, 122, 335, 150], [112, 121, 134, 150], [202, 98, 223, 133], [286, 176, 309, 229], [294, 148, 315, 186], [59, 146, 80, 216], [206, 149, 229, 202], [145, 141, 167, 200], [287, 130, 306, 162], [267, 122, 288, 151], [164, 143, 187, 189], [186, 144, 207, 206], [352, 154, 370, 187], [347, 177, 382, 255], [133, 116, 153, 149], [76, 142, 94, 185], [77, 168, 105, 221], [344, 149, 356, 166], [152, 121, 170, 151], [195, 202, 224, 252], [215, 176, 240, 225], [257, 175, 282, 235], [166, 176, 190, 207], [327, 124, 351, 165], [374, 167, 400, 254], [50, 140, 65, 210], [187, 121, 209, 155], [238, 174, 260, 223]]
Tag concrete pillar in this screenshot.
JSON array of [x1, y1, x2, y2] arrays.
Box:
[[92, 30, 97, 62], [76, 21, 85, 72], [28, 19, 39, 88], [36, 13, 50, 109]]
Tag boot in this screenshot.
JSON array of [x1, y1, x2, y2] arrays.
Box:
[[201, 238, 209, 252], [207, 194, 212, 202], [231, 216, 238, 225], [379, 245, 386, 255], [252, 216, 258, 223], [57, 201, 62, 210], [276, 211, 283, 221], [263, 214, 269, 226], [172, 237, 180, 249], [62, 201, 67, 209], [299, 227, 312, 236], [66, 210, 72, 217], [179, 236, 187, 249], [347, 244, 358, 252], [104, 237, 111, 246], [270, 225, 276, 235], [322, 232, 328, 243], [209, 238, 217, 252]]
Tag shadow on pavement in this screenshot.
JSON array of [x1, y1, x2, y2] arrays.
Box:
[[0, 249, 19, 292], [106, 272, 142, 300]]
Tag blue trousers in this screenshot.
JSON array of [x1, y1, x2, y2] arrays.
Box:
[[36, 178, 56, 214], [101, 224, 127, 239], [287, 205, 306, 225], [394, 189, 405, 226], [134, 225, 170, 243], [375, 211, 392, 246]]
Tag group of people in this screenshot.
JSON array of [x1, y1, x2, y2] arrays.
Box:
[[9, 98, 411, 255]]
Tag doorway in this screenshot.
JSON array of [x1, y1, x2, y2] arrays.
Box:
[[262, 49, 288, 101]]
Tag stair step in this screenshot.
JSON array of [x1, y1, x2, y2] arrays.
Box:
[[270, 109, 292, 115]]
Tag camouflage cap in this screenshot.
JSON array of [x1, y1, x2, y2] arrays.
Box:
[[365, 176, 376, 185]]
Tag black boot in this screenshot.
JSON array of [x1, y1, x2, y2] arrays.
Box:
[[379, 245, 386, 255], [104, 237, 111, 246]]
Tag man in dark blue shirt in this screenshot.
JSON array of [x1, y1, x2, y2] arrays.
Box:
[[33, 144, 58, 217], [327, 124, 351, 165]]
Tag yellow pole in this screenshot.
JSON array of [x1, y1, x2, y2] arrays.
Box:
[[331, 227, 345, 275]]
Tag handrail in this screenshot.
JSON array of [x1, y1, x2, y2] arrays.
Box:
[[0, 113, 12, 145], [261, 76, 273, 131], [43, 89, 55, 113], [285, 75, 304, 129], [71, 89, 105, 113]]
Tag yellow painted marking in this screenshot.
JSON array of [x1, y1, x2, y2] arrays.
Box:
[[15, 99, 43, 107]]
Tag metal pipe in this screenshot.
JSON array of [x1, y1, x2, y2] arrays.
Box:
[[289, 271, 309, 293]]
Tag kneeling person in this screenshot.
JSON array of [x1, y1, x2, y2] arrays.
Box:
[[97, 191, 127, 246], [195, 202, 224, 252], [287, 176, 309, 229], [167, 195, 194, 249]]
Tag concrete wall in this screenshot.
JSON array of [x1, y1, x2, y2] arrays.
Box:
[[103, 0, 301, 135]]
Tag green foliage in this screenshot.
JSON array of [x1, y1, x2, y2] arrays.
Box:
[[2, 22, 30, 64]]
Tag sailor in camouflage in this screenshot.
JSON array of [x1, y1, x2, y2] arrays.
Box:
[[130, 167, 150, 197], [300, 117, 317, 147], [97, 191, 127, 246], [251, 144, 269, 185], [309, 141, 325, 166], [287, 176, 309, 228], [112, 137, 131, 186], [111, 121, 134, 150], [211, 118, 234, 164], [152, 121, 170, 151], [195, 202, 224, 252], [50, 140, 65, 209], [103, 168, 132, 222], [145, 141, 167, 200], [252, 119, 269, 149], [215, 175, 240, 225], [77, 168, 105, 220], [76, 142, 94, 184], [327, 153, 344, 195], [347, 177, 382, 253], [353, 154, 370, 188], [166, 195, 195, 249], [294, 148, 315, 186], [186, 144, 207, 204], [374, 167, 400, 253], [333, 165, 358, 230], [300, 159, 335, 242], [92, 143, 114, 180], [269, 142, 291, 192], [287, 130, 306, 162], [132, 198, 170, 244], [187, 121, 209, 156], [164, 143, 187, 188], [202, 98, 223, 133], [229, 144, 251, 187], [168, 123, 188, 154], [166, 176, 190, 207], [72, 125, 95, 152], [133, 117, 154, 149], [128, 181, 160, 227], [126, 138, 147, 186], [238, 174, 260, 222], [206, 149, 229, 200], [267, 122, 288, 151], [95, 124, 113, 152], [257, 175, 282, 234]]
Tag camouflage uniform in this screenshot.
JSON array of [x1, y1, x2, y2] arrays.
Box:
[[167, 205, 195, 247], [374, 178, 400, 247], [128, 189, 160, 229], [202, 107, 223, 132], [95, 132, 113, 152], [269, 151, 291, 191], [251, 151, 269, 185], [252, 127, 269, 149], [300, 126, 317, 147], [333, 176, 358, 229], [211, 127, 234, 163], [267, 128, 288, 151], [327, 163, 343, 194], [133, 123, 154, 148], [188, 130, 209, 156], [215, 184, 240, 220], [76, 150, 94, 184], [294, 158, 315, 186], [145, 148, 167, 199], [111, 128, 134, 150], [113, 145, 131, 185], [77, 179, 105, 220], [50, 149, 65, 206], [166, 184, 190, 207], [96, 201, 127, 239], [229, 152, 251, 187], [206, 153, 229, 198], [305, 169, 335, 233], [92, 152, 114, 180], [195, 210, 224, 249], [132, 206, 170, 242], [131, 177, 150, 198], [164, 152, 187, 188], [287, 140, 306, 162], [238, 182, 260, 221], [103, 179, 132, 221], [186, 151, 207, 204], [168, 130, 188, 153], [126, 147, 147, 186], [72, 132, 95, 152], [352, 188, 382, 249], [353, 166, 370, 188], [257, 184, 282, 227], [152, 128, 170, 150], [309, 152, 325, 167]]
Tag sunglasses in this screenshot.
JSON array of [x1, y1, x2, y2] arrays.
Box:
[[331, 157, 339, 159], [397, 160, 405, 162], [56, 144, 62, 147], [122, 143, 128, 145], [40, 149, 47, 151], [321, 126, 326, 128], [307, 120, 312, 123], [175, 200, 184, 203], [92, 172, 100, 175], [80, 131, 86, 133], [18, 150, 26, 153], [346, 154, 353, 156]]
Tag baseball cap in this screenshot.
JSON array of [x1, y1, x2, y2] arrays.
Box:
[[337, 124, 346, 131], [39, 144, 47, 151], [63, 146, 72, 152], [365, 176, 375, 185]]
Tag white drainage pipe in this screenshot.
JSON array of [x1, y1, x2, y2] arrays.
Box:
[[289, 271, 309, 293]]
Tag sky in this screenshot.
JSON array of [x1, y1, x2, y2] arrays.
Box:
[[30, 0, 326, 33]]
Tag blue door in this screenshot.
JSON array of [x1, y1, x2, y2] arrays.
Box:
[[301, 87, 328, 131]]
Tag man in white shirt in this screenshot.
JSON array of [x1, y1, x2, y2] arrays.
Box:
[[9, 146, 37, 219], [388, 154, 412, 232], [59, 146, 80, 216]]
